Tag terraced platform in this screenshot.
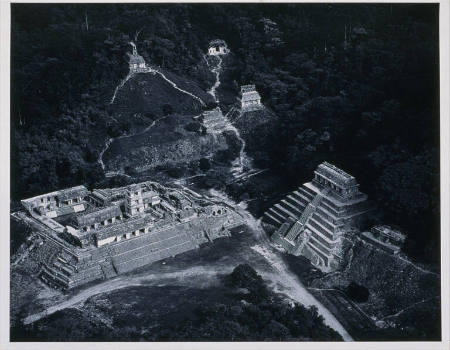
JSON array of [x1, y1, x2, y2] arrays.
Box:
[[39, 211, 239, 289]]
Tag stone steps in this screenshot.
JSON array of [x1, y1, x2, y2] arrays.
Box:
[[298, 204, 315, 225], [299, 185, 317, 199], [285, 221, 304, 242], [274, 204, 298, 221], [267, 207, 289, 223], [285, 195, 308, 211], [292, 190, 312, 205], [114, 239, 196, 274], [263, 211, 283, 227], [311, 211, 341, 232], [306, 220, 338, 244], [100, 261, 118, 279], [280, 199, 303, 217]]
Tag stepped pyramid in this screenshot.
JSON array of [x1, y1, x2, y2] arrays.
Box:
[[263, 162, 371, 272]]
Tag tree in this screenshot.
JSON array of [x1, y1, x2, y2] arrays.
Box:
[[162, 103, 173, 116], [199, 158, 210, 172], [345, 282, 370, 303]]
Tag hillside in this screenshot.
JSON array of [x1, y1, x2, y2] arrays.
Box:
[[111, 71, 212, 117], [102, 113, 230, 174], [229, 108, 279, 167]]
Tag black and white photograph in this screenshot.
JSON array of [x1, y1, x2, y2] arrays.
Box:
[[1, 1, 449, 348]]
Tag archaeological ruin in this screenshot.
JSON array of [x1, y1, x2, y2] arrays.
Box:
[[127, 42, 152, 74], [360, 225, 406, 254], [201, 107, 229, 133], [207, 39, 230, 56], [17, 181, 244, 289], [263, 162, 372, 272], [240, 85, 262, 111]]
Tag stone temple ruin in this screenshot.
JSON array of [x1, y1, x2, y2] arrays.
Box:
[[201, 107, 229, 133], [263, 162, 371, 272], [127, 42, 152, 74], [360, 225, 406, 255], [19, 181, 243, 289], [240, 85, 262, 111], [208, 39, 230, 56]]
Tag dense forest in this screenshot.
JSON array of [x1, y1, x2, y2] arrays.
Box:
[[11, 4, 439, 263]]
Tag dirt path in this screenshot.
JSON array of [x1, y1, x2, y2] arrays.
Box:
[[153, 70, 206, 106], [203, 55, 252, 177], [207, 56, 222, 102], [380, 295, 439, 321], [97, 115, 168, 172], [109, 72, 134, 104], [23, 266, 224, 325]]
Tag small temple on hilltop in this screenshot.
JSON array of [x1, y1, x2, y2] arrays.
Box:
[[263, 162, 372, 272], [240, 85, 262, 111], [208, 39, 230, 56], [127, 42, 149, 73]]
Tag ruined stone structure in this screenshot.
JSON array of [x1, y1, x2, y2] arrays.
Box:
[[263, 162, 371, 272], [360, 225, 405, 254], [19, 181, 243, 289], [201, 107, 229, 133], [208, 39, 230, 56], [127, 42, 152, 73], [21, 185, 89, 221], [240, 85, 262, 111]]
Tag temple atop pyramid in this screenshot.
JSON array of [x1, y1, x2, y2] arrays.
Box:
[[127, 41, 153, 74], [240, 84, 262, 112], [263, 162, 371, 272], [207, 39, 230, 56]]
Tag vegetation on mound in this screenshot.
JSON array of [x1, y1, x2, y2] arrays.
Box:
[[102, 114, 230, 173], [11, 264, 342, 341], [230, 109, 279, 167], [307, 238, 440, 340], [345, 282, 370, 303]]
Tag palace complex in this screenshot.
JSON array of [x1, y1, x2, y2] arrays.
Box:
[[263, 162, 372, 272], [17, 181, 243, 289]]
